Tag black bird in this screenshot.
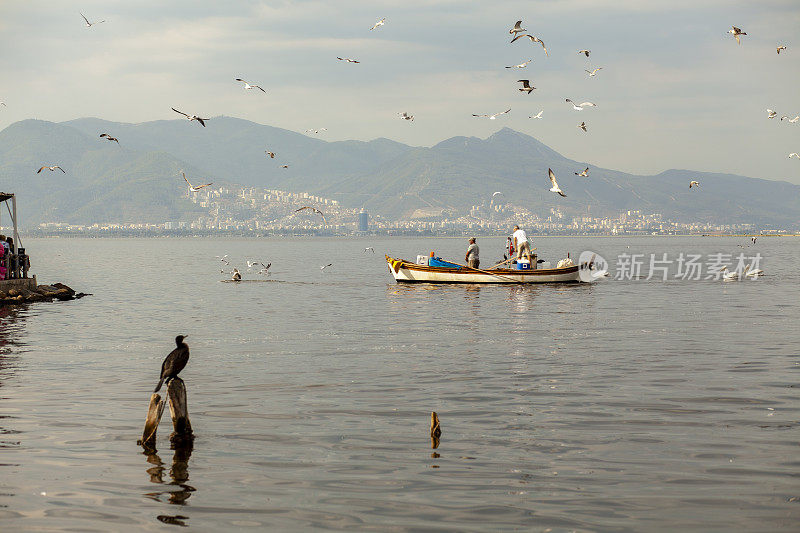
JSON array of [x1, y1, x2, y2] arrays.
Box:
[[154, 335, 190, 392]]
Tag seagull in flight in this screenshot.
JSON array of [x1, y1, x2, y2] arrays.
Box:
[[789, 153, 800, 159], [295, 206, 326, 221], [509, 20, 526, 36], [689, 180, 700, 188], [528, 110, 543, 119], [281, 164, 289, 168], [578, 50, 590, 57], [781, 115, 799, 123], [505, 59, 532, 69], [364, 247, 375, 253], [37, 166, 65, 174], [305, 128, 327, 134], [182, 171, 212, 191], [585, 67, 603, 77], [472, 108, 511, 119], [337, 57, 360, 63], [217, 255, 230, 265], [80, 13, 105, 27], [728, 26, 746, 45], [777, 45, 787, 54], [517, 80, 535, 94], [99, 133, 119, 144], [258, 262, 271, 275], [548, 168, 566, 197], [265, 151, 275, 158], [370, 17, 386, 31], [566, 99, 597, 111], [510, 34, 548, 56], [172, 107, 209, 127], [574, 167, 589, 177], [492, 191, 503, 197], [578, 121, 587, 132], [235, 78, 266, 93], [751, 237, 757, 244], [767, 109, 778, 119], [320, 263, 333, 270], [398, 112, 414, 121]]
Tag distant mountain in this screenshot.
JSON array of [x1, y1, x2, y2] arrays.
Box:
[[0, 117, 798, 227]]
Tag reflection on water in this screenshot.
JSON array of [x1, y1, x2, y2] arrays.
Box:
[[143, 440, 195, 507]]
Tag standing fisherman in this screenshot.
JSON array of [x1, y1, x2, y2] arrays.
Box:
[[465, 237, 480, 269]]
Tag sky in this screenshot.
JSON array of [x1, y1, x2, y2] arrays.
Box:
[[0, 0, 799, 183]]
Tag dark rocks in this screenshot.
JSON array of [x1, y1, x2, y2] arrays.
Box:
[[0, 282, 90, 306]]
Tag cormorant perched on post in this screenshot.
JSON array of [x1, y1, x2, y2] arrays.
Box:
[[154, 335, 190, 392]]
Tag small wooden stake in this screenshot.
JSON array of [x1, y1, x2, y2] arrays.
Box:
[[430, 411, 441, 449], [167, 377, 193, 437], [140, 393, 166, 448]]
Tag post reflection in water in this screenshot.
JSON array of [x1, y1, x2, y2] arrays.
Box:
[[143, 438, 195, 527], [0, 306, 27, 488]]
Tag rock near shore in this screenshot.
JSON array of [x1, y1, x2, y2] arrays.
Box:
[[0, 282, 90, 306]]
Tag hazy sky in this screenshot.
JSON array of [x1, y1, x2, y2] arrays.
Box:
[[1, 1, 798, 182]]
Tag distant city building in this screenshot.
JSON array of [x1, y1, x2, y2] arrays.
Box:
[[358, 209, 369, 231]]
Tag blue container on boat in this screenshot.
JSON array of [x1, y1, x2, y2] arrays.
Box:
[[428, 257, 461, 269], [515, 261, 531, 270]]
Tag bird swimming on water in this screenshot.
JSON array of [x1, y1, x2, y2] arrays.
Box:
[[154, 335, 190, 392]]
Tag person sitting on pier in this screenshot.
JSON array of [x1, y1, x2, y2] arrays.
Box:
[[465, 237, 479, 269], [0, 235, 7, 279], [512, 225, 532, 262]]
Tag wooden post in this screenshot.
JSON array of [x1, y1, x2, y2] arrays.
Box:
[[139, 393, 166, 448], [167, 378, 193, 439], [430, 411, 441, 449]]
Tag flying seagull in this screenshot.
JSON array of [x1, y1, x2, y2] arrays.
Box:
[[281, 164, 289, 168], [529, 110, 543, 119], [578, 121, 587, 132], [767, 109, 778, 119], [585, 67, 603, 77], [265, 151, 275, 158], [99, 133, 119, 144], [689, 180, 700, 188], [37, 166, 65, 174], [781, 115, 799, 123], [337, 57, 360, 63], [305, 128, 327, 134], [258, 262, 271, 274], [295, 206, 326, 221], [235, 78, 266, 92], [728, 26, 746, 45], [575, 167, 589, 177], [0, 102, 5, 107], [517, 80, 535, 94], [509, 20, 526, 36], [364, 247, 375, 253], [510, 34, 548, 56], [182, 171, 212, 191], [399, 112, 414, 121], [492, 191, 503, 197], [472, 108, 511, 119], [320, 263, 333, 270], [506, 59, 532, 69], [578, 50, 590, 57], [788, 153, 800, 159], [751, 237, 757, 244], [370, 17, 386, 31], [80, 13, 105, 27], [566, 99, 597, 111], [548, 168, 566, 197], [777, 45, 787, 54], [171, 107, 209, 127]]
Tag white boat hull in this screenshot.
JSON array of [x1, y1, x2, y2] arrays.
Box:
[[386, 256, 582, 284]]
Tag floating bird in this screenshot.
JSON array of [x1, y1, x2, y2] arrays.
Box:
[[575, 167, 589, 177], [566, 99, 597, 110], [295, 206, 326, 221], [510, 34, 548, 56], [337, 57, 360, 63], [370, 17, 386, 31], [689, 180, 700, 188], [305, 128, 327, 134], [235, 78, 266, 93], [80, 13, 105, 27], [549, 168, 566, 197], [781, 115, 799, 123], [171, 107, 209, 127], [578, 121, 587, 132], [767, 109, 778, 119], [745, 266, 764, 278], [728, 26, 746, 45], [578, 49, 590, 57], [154, 335, 189, 393], [472, 108, 511, 119], [232, 268, 241, 281], [281, 164, 289, 168], [37, 166, 65, 174], [517, 80, 535, 94], [788, 153, 800, 159], [364, 247, 375, 253], [247, 261, 261, 269], [528, 110, 543, 119], [509, 20, 526, 36], [265, 151, 275, 158], [505, 59, 532, 69], [721, 266, 739, 281], [777, 45, 787, 54], [320, 263, 333, 270], [99, 133, 119, 144], [182, 171, 212, 191], [585, 67, 603, 77], [399, 112, 414, 121]]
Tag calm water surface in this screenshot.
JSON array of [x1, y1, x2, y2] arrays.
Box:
[[0, 236, 798, 531]]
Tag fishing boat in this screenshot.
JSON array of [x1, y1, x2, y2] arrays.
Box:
[[385, 255, 586, 284]]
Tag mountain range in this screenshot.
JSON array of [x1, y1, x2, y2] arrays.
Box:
[[0, 116, 798, 227]]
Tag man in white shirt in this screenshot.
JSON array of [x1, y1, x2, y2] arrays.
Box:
[[465, 237, 479, 269], [512, 225, 531, 262]]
